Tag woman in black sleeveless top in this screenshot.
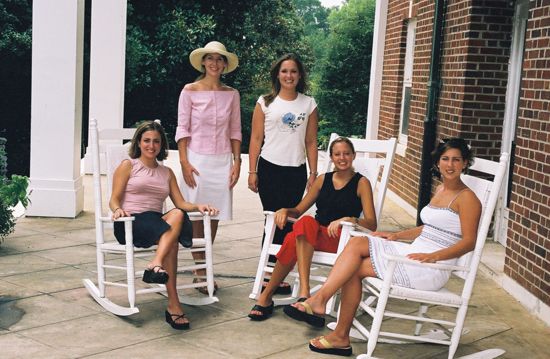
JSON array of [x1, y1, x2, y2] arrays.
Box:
[[249, 137, 377, 321]]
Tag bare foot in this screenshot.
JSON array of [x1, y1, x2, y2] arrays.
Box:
[[310, 333, 350, 349], [291, 298, 324, 316]]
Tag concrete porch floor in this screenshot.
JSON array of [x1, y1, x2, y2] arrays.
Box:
[[1, 159, 549, 358]]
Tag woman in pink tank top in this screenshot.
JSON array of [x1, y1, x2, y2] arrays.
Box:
[[109, 121, 218, 330]]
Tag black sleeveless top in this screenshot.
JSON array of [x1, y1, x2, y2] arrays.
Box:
[[315, 172, 364, 226]]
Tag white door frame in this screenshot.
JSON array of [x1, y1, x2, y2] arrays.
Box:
[[495, 0, 528, 246]]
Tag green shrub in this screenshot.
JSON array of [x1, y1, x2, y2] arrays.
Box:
[[0, 199, 16, 242], [0, 175, 30, 208], [0, 175, 29, 243]]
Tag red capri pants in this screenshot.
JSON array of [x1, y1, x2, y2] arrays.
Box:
[[276, 215, 341, 266]]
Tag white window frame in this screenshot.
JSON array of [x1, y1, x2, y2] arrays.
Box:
[[397, 18, 416, 156]]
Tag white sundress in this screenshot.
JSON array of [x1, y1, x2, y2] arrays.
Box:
[[368, 193, 465, 291], [177, 148, 232, 221]]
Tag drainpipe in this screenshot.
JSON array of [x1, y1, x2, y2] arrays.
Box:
[[416, 0, 447, 225]]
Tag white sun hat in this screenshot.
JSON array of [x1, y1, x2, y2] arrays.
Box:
[[189, 41, 239, 74]]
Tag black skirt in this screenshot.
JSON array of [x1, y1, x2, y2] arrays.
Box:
[[114, 209, 193, 248]]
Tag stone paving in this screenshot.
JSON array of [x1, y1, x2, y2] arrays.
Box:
[[1, 160, 549, 358]]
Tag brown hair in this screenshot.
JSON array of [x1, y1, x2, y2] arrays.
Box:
[[263, 53, 307, 107], [128, 121, 169, 161], [329, 137, 355, 156]]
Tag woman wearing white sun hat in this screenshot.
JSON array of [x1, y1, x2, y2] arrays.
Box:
[[175, 41, 242, 293]]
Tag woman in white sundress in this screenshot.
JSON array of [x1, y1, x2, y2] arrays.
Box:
[[282, 138, 482, 357]]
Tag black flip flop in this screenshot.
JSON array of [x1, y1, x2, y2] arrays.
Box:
[[309, 336, 352, 357], [142, 265, 169, 284], [283, 302, 325, 328], [248, 302, 274, 321]]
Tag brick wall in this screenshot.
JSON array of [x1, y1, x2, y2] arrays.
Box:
[[440, 0, 513, 159], [380, 0, 549, 309], [504, 1, 550, 307], [380, 0, 513, 207], [378, 0, 431, 207]]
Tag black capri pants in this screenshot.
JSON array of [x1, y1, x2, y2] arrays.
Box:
[[257, 156, 307, 263]]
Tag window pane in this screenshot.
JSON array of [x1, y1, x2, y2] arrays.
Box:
[[400, 86, 412, 136]]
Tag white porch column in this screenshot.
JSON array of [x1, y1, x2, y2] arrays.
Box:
[[27, 0, 84, 218], [82, 0, 127, 173], [365, 0, 388, 140]]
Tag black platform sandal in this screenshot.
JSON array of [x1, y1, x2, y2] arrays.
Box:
[[165, 310, 190, 330], [142, 265, 169, 284], [248, 302, 274, 321]]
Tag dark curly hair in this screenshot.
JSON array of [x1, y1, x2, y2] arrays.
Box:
[[431, 138, 474, 178], [128, 121, 169, 161]]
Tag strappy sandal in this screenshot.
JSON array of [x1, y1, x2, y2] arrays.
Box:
[[193, 277, 218, 295], [261, 279, 292, 295], [165, 310, 190, 330], [248, 302, 274, 321], [142, 265, 168, 284]]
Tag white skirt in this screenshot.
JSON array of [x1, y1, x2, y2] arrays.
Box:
[[177, 148, 232, 221]]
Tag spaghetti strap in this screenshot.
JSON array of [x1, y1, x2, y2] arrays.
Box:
[[448, 188, 469, 208]]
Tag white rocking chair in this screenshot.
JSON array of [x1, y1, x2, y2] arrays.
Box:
[[338, 153, 509, 359], [83, 118, 218, 316], [249, 135, 397, 313]]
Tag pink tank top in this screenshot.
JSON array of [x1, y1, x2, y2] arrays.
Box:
[[120, 158, 170, 214]]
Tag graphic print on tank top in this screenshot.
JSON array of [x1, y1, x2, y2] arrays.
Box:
[[278, 112, 306, 132]]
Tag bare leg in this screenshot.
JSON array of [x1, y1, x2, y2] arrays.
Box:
[[154, 210, 188, 325], [251, 259, 295, 314], [164, 240, 187, 325], [295, 234, 315, 298], [311, 258, 375, 349], [149, 210, 182, 269], [294, 236, 374, 316]]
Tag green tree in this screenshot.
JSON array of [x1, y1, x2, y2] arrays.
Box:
[[124, 0, 312, 152], [314, 0, 375, 144], [0, 0, 32, 176], [292, 0, 332, 91], [0, 0, 313, 175]]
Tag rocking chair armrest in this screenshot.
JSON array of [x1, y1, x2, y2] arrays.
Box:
[[99, 216, 135, 223], [351, 223, 372, 234], [187, 211, 204, 217], [263, 210, 298, 224], [187, 211, 215, 219], [383, 253, 470, 272], [349, 229, 371, 237], [340, 220, 354, 228]]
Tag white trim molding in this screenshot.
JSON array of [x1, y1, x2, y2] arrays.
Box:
[[502, 276, 550, 327], [385, 189, 417, 218], [366, 0, 388, 140]]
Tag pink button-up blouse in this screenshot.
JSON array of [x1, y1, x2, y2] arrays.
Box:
[[175, 89, 242, 155]]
